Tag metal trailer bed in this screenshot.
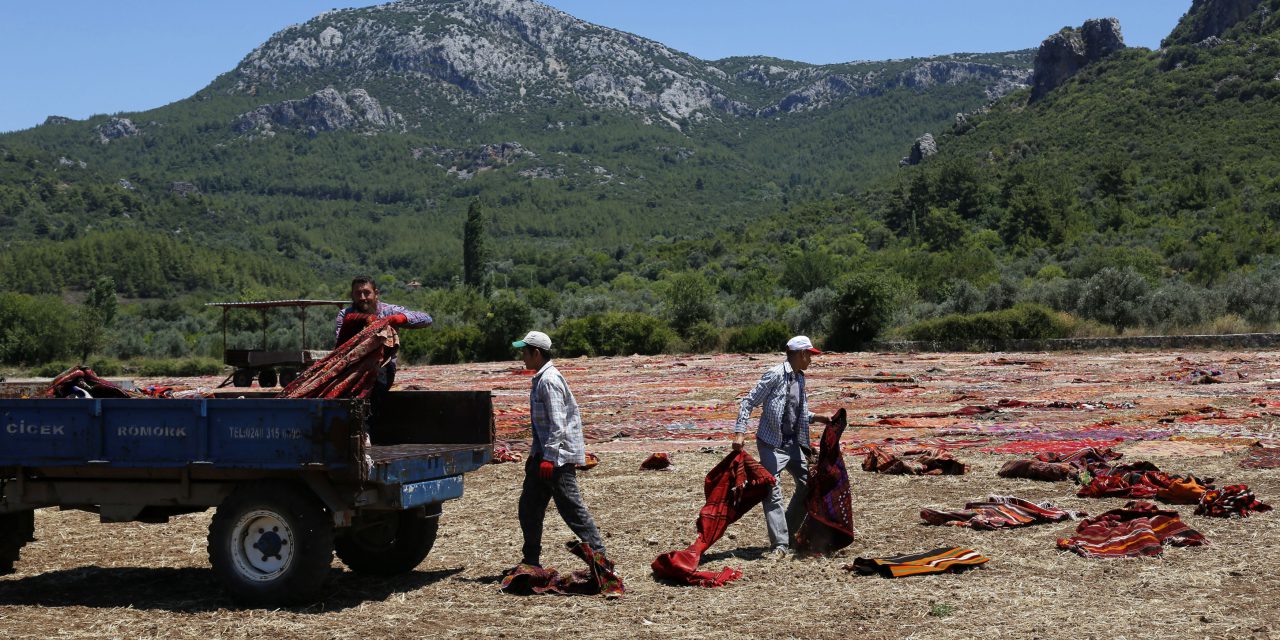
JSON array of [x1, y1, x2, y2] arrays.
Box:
[[0, 390, 494, 606]]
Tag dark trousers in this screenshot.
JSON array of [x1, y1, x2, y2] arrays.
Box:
[[368, 363, 396, 435], [518, 457, 605, 565]]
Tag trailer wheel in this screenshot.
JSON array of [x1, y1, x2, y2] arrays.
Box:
[[207, 483, 333, 606], [232, 368, 256, 388], [278, 369, 298, 387], [0, 510, 35, 576], [258, 368, 278, 388], [334, 507, 439, 576]]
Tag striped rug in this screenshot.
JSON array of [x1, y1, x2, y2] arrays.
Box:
[[846, 547, 989, 578], [1056, 501, 1207, 558], [921, 496, 1083, 530]]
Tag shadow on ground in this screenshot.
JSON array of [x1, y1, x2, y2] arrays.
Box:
[[0, 565, 464, 612]]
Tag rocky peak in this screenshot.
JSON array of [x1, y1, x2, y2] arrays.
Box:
[[233, 87, 403, 135], [1163, 0, 1265, 47], [217, 0, 1033, 128], [1030, 18, 1125, 102], [94, 117, 141, 144]]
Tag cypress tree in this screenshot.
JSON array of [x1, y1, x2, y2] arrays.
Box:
[[463, 199, 488, 290]]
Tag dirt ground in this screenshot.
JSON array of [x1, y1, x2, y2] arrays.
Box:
[[3, 350, 1279, 639]]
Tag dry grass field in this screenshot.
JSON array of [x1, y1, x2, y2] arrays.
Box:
[[3, 350, 1279, 639]]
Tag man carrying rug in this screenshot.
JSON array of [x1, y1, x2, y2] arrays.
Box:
[[732, 335, 830, 557], [512, 330, 609, 568]]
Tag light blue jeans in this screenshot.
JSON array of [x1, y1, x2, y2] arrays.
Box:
[[757, 438, 810, 549]]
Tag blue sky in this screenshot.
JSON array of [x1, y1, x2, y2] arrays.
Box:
[[0, 1, 1191, 133]]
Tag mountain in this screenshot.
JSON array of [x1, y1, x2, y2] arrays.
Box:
[[667, 0, 1280, 338], [0, 0, 1032, 296]]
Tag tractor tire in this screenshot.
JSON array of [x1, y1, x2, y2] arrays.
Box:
[[334, 507, 439, 576], [0, 510, 35, 576], [258, 368, 278, 388], [207, 483, 333, 606], [278, 369, 299, 387], [232, 369, 256, 388]]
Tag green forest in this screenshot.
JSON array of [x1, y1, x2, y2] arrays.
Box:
[[3, 0, 1280, 372]]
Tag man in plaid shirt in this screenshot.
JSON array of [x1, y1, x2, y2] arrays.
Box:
[[333, 275, 432, 414], [512, 330, 607, 567], [732, 335, 830, 557]]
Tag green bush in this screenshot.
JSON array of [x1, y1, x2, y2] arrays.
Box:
[[725, 320, 790, 353], [476, 291, 534, 362], [903, 303, 1070, 343], [682, 321, 722, 353], [399, 325, 482, 365], [132, 357, 224, 377], [662, 271, 716, 337], [825, 271, 907, 351], [0, 292, 75, 365], [552, 312, 674, 357]]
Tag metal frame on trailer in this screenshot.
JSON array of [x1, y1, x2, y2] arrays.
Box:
[[205, 299, 348, 388]]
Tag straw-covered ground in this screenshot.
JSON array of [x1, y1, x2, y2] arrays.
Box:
[[2, 350, 1279, 639]]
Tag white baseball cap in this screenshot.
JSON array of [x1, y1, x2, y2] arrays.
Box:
[[512, 330, 552, 350], [786, 335, 822, 354]]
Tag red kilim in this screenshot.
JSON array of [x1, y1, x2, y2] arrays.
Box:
[[651, 450, 776, 587]]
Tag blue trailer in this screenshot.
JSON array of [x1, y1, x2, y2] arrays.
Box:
[[0, 390, 493, 606]]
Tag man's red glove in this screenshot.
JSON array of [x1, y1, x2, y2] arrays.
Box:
[[539, 460, 555, 480], [344, 312, 374, 323], [386, 313, 408, 326]]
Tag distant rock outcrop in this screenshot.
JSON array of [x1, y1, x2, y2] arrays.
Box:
[[900, 133, 938, 167], [1163, 0, 1264, 47], [94, 117, 140, 143], [413, 141, 534, 179], [234, 87, 403, 135], [170, 182, 200, 197], [43, 115, 73, 126], [1030, 18, 1126, 102]]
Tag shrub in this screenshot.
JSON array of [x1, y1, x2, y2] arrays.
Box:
[[1143, 281, 1223, 331], [903, 304, 1071, 343], [938, 280, 983, 315], [824, 271, 907, 351], [1076, 267, 1151, 332], [1223, 265, 1280, 326], [399, 325, 482, 365], [552, 312, 674, 357], [662, 271, 716, 336], [28, 360, 124, 378], [132, 357, 223, 377], [725, 320, 790, 353], [0, 292, 75, 364], [149, 328, 191, 358], [784, 287, 836, 336], [476, 291, 533, 362], [682, 321, 722, 353]]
